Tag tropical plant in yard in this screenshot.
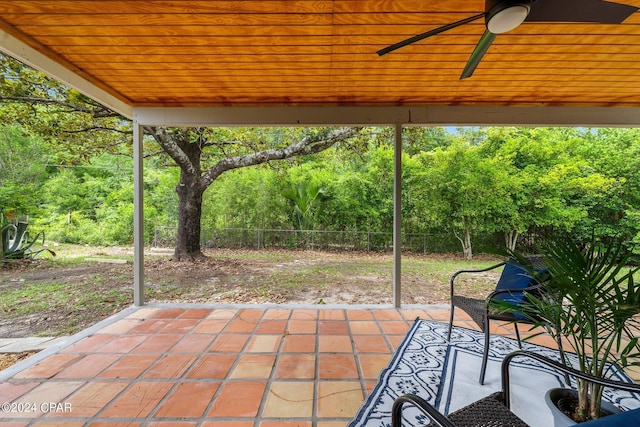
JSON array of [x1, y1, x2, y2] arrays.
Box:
[[1, 221, 54, 261], [502, 234, 640, 422], [282, 180, 326, 231]]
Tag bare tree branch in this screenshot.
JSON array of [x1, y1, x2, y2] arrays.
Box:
[[64, 126, 130, 134], [144, 126, 196, 175], [200, 126, 362, 189], [0, 95, 118, 118]]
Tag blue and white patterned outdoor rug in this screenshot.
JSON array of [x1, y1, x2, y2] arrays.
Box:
[[347, 320, 639, 427]]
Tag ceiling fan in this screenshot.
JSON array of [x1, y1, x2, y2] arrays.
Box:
[[377, 0, 639, 79]]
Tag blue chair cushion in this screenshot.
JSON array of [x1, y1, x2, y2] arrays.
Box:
[[578, 407, 640, 426], [490, 260, 543, 320], [491, 261, 535, 306]]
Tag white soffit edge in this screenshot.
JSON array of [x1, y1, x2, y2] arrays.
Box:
[[133, 106, 640, 127]]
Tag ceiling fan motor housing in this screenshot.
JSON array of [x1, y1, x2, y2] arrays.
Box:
[[485, 0, 533, 33]]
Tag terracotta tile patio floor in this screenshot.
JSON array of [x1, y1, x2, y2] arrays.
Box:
[[0, 304, 569, 426]]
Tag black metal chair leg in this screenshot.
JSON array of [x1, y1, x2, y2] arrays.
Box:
[[447, 305, 455, 341], [514, 323, 522, 349], [479, 320, 490, 385]]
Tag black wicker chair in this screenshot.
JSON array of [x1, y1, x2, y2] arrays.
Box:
[[392, 350, 640, 427], [447, 255, 564, 385]]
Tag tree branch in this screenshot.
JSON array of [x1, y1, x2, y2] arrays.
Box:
[[144, 126, 196, 175], [200, 127, 362, 189], [64, 126, 131, 135], [0, 95, 117, 118]]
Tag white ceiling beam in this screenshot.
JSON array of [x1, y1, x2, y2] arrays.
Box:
[[134, 105, 640, 127], [0, 29, 133, 119]]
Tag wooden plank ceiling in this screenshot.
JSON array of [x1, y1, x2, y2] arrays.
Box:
[[1, 0, 640, 108]]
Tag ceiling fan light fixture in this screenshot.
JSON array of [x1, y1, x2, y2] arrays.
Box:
[[486, 0, 532, 34]]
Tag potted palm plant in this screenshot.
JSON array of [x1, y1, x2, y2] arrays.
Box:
[[499, 234, 640, 424]]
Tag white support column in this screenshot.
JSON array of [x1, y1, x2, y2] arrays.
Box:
[[133, 121, 145, 306], [393, 123, 403, 308]]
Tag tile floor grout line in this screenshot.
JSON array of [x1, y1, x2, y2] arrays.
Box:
[[346, 309, 370, 403], [254, 307, 296, 426], [146, 310, 217, 420], [200, 307, 262, 424], [251, 307, 274, 427], [3, 305, 475, 426], [89, 314, 178, 422], [373, 309, 397, 355], [89, 308, 217, 423], [0, 305, 140, 383], [179, 331, 218, 382], [41, 312, 176, 424], [313, 307, 322, 425], [54, 353, 134, 423]]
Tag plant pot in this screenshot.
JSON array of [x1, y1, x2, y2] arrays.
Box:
[[545, 388, 622, 426]]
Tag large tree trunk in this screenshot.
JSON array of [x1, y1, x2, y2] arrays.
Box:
[[144, 126, 362, 262], [174, 171, 205, 261], [169, 132, 206, 261]]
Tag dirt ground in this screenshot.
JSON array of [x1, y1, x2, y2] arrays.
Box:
[[0, 248, 471, 338], [0, 351, 36, 371], [0, 247, 497, 370]]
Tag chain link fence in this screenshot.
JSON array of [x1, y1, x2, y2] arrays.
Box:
[[153, 226, 465, 253]]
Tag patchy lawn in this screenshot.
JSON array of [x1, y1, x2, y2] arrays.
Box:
[[0, 245, 502, 339]]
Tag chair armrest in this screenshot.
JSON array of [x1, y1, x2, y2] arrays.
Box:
[[500, 350, 640, 409], [450, 262, 506, 297], [392, 393, 456, 427]]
